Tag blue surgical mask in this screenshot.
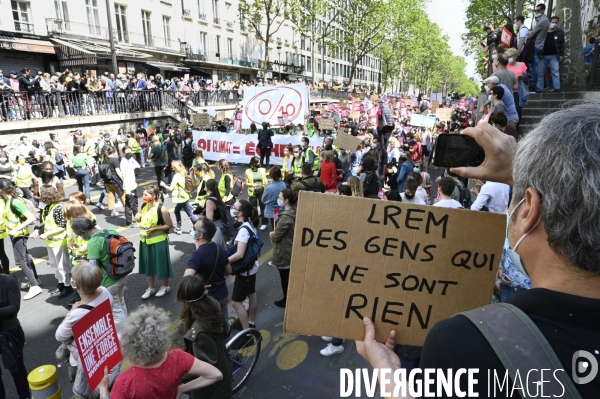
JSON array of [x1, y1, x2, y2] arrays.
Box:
[[550, 23, 557, 29], [491, 54, 498, 60], [506, 198, 542, 278], [488, 94, 492, 102], [230, 207, 237, 218], [508, 58, 514, 63], [535, 13, 542, 18], [413, 167, 420, 173], [277, 198, 285, 208], [513, 24, 519, 31]]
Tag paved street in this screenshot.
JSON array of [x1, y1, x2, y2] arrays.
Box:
[[3, 163, 449, 398]]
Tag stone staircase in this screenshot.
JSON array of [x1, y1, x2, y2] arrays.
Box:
[[520, 91, 600, 133]]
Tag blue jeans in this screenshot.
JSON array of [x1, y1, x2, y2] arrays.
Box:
[[500, 285, 528, 302], [399, 357, 420, 375], [75, 168, 90, 199], [174, 201, 197, 227], [530, 47, 543, 89], [331, 338, 344, 346], [0, 325, 31, 399], [537, 54, 561, 91]]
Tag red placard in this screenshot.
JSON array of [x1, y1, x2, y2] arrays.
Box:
[[341, 108, 350, 118], [72, 299, 123, 392], [410, 100, 418, 108], [500, 27, 512, 48]]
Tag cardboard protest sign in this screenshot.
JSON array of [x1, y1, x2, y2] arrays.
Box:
[[334, 132, 361, 150], [320, 118, 335, 130], [72, 299, 122, 391], [431, 100, 439, 113], [437, 108, 453, 121], [179, 122, 188, 132], [284, 193, 506, 345], [192, 113, 211, 127], [410, 114, 424, 126], [215, 111, 227, 121], [349, 111, 361, 119], [370, 94, 379, 101]]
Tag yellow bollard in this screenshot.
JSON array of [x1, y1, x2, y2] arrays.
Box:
[[27, 365, 62, 399]]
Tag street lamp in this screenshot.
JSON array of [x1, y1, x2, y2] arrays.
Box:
[[277, 44, 282, 81]]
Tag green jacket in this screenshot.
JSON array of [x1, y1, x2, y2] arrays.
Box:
[[183, 308, 233, 399], [271, 207, 296, 267], [291, 176, 325, 193]]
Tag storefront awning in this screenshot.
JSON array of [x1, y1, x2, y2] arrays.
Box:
[[146, 61, 190, 72], [50, 37, 151, 66], [0, 36, 55, 54]]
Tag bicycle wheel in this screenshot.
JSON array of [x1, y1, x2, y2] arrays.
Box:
[[226, 328, 262, 393]]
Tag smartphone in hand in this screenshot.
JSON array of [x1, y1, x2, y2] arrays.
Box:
[[432, 134, 485, 168]]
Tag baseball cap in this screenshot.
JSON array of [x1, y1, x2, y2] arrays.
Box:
[[482, 76, 499, 84]]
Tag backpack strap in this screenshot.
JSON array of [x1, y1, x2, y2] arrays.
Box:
[[459, 303, 582, 399], [78, 304, 95, 311], [205, 244, 220, 284], [157, 203, 164, 226]]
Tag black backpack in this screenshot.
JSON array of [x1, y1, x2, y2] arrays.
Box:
[[300, 178, 322, 193], [454, 178, 472, 209], [182, 140, 194, 159], [98, 163, 114, 182], [206, 197, 236, 237], [419, 101, 429, 112], [173, 131, 183, 145], [363, 172, 379, 197]]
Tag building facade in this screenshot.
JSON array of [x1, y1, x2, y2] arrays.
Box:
[[1, 0, 381, 86]]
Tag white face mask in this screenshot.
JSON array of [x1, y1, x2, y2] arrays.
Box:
[[506, 198, 542, 278], [277, 198, 285, 208]]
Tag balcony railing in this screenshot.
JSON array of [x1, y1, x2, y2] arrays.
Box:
[[199, 13, 207, 21], [45, 19, 184, 54], [226, 21, 233, 29], [240, 24, 246, 31], [213, 17, 220, 24], [14, 21, 35, 33], [187, 50, 258, 68], [183, 9, 191, 17]]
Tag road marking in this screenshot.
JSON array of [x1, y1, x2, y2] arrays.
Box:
[[276, 340, 309, 371]]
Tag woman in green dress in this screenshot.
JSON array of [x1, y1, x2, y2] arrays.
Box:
[[135, 185, 174, 300]]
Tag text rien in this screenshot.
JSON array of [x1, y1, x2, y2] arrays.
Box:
[[340, 368, 479, 398]]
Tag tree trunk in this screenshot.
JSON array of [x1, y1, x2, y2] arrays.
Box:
[[321, 37, 326, 83], [516, 0, 524, 17], [348, 59, 357, 88], [555, 0, 586, 91]]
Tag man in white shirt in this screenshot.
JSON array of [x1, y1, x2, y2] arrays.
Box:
[[120, 146, 140, 227], [470, 179, 510, 214], [17, 136, 34, 158], [514, 15, 529, 57], [400, 178, 427, 205], [434, 177, 463, 208]]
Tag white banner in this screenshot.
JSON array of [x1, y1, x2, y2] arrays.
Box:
[[192, 131, 324, 166], [241, 83, 309, 129]]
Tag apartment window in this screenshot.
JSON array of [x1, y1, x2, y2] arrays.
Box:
[[317, 59, 321, 73], [306, 38, 311, 52], [199, 32, 207, 55], [212, 0, 219, 23], [54, 0, 70, 29], [307, 56, 312, 72], [215, 35, 221, 56], [197, 0, 205, 19], [12, 1, 33, 33], [162, 16, 171, 47], [85, 0, 101, 35], [114, 4, 128, 43], [141, 11, 152, 47], [227, 38, 233, 58], [300, 55, 305, 67], [300, 35, 305, 51]]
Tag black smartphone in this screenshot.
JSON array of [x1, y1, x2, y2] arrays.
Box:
[[432, 134, 485, 168]]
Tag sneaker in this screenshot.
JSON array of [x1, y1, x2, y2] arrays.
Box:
[[553, 89, 561, 92], [321, 336, 333, 342], [20, 278, 30, 290], [67, 293, 81, 306], [320, 343, 344, 356], [141, 288, 156, 299], [155, 286, 171, 297], [96, 202, 105, 209], [110, 210, 120, 217], [542, 87, 551, 92], [163, 192, 169, 198], [57, 285, 74, 299], [174, 227, 182, 235], [260, 224, 267, 231], [274, 299, 286, 308], [128, 222, 140, 228], [24, 286, 42, 300], [50, 283, 64, 297]]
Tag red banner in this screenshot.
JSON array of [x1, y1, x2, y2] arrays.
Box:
[[72, 299, 122, 392]]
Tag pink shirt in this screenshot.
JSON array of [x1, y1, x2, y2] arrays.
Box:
[[507, 63, 528, 91]]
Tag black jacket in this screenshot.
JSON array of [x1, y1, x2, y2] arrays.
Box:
[[548, 28, 565, 57]]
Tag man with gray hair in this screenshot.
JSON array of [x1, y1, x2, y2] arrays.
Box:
[[356, 103, 600, 397]]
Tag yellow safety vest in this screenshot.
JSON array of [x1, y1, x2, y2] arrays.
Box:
[[43, 203, 67, 247], [15, 163, 33, 188], [85, 141, 96, 158], [66, 223, 86, 258], [172, 173, 190, 204], [195, 174, 210, 207], [4, 197, 29, 237], [128, 138, 142, 154], [245, 168, 266, 197], [218, 173, 233, 199], [140, 204, 167, 245], [291, 157, 304, 178], [0, 200, 8, 239], [306, 147, 320, 171], [47, 148, 58, 165]]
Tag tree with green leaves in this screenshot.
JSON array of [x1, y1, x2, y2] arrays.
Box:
[[238, 0, 299, 66]]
